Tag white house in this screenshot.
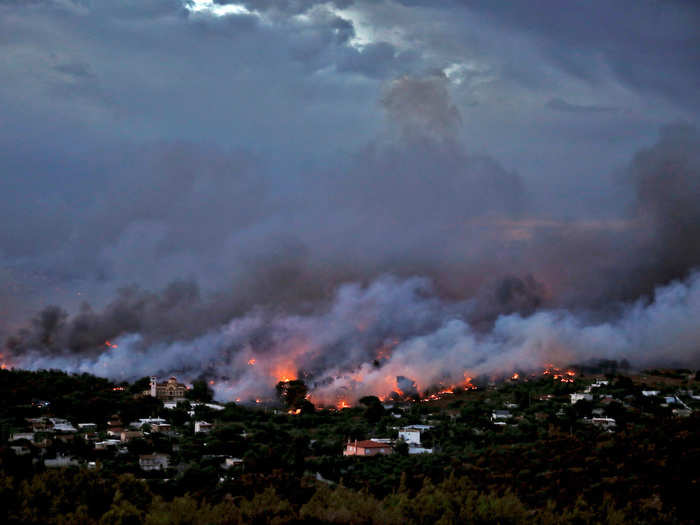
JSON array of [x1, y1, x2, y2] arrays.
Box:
[[491, 410, 512, 422], [398, 428, 422, 445], [10, 432, 35, 442], [53, 423, 78, 433], [570, 393, 593, 405], [94, 439, 121, 450], [642, 390, 660, 397], [591, 417, 616, 429], [139, 453, 170, 471], [44, 455, 80, 468], [194, 421, 213, 433], [131, 418, 167, 429]]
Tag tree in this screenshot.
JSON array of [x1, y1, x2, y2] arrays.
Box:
[[186, 380, 213, 403], [394, 439, 409, 456], [129, 376, 151, 395], [359, 396, 385, 424], [276, 380, 308, 410]]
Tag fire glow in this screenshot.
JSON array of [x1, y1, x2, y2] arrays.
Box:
[[543, 365, 576, 383], [104, 340, 118, 349]]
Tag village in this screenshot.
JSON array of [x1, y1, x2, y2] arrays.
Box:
[[2, 366, 698, 480], [1, 365, 699, 523]]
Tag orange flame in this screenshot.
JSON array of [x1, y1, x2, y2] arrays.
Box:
[[542, 365, 576, 383], [104, 340, 118, 349], [463, 375, 477, 390], [247, 358, 256, 365]]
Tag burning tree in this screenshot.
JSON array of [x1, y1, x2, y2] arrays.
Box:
[[276, 379, 314, 413]]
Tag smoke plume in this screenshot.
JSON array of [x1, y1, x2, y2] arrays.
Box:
[[3, 72, 700, 402]]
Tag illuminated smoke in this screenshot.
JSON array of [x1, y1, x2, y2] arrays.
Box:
[[8, 271, 700, 404]]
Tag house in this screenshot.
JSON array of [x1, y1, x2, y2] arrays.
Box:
[[139, 453, 170, 471], [491, 410, 512, 422], [590, 417, 616, 429], [120, 430, 144, 442], [344, 440, 393, 456], [107, 415, 123, 437], [195, 421, 213, 433], [151, 423, 171, 433], [398, 428, 422, 445], [642, 390, 660, 397], [148, 376, 187, 401], [27, 418, 51, 432], [10, 432, 35, 443], [44, 455, 80, 468], [570, 393, 593, 405], [195, 402, 226, 411], [94, 439, 121, 450], [54, 433, 75, 444], [53, 422, 78, 433], [222, 457, 244, 469], [78, 423, 97, 431], [10, 445, 30, 456], [131, 418, 167, 429]]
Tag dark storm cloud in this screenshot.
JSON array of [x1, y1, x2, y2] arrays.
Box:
[[454, 0, 700, 109]]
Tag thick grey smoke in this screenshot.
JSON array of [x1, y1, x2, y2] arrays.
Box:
[[10, 271, 700, 404], [3, 70, 700, 400]]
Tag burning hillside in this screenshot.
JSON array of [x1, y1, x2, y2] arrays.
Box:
[[4, 270, 700, 405]]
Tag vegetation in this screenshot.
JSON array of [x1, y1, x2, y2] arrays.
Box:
[[0, 367, 699, 524]]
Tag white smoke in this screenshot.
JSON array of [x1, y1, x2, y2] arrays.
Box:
[[14, 272, 700, 403]]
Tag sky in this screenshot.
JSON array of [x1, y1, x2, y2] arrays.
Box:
[[1, 1, 699, 400]]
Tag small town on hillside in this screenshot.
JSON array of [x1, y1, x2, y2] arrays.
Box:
[[1, 364, 699, 523]]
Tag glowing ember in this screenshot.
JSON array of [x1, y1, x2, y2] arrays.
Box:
[[337, 400, 350, 409], [247, 358, 256, 365], [209, 380, 215, 385], [112, 386, 125, 391], [104, 340, 118, 349], [288, 408, 301, 415], [511, 373, 520, 380]]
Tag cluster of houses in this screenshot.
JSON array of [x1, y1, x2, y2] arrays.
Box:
[[343, 425, 434, 456], [7, 376, 229, 471]]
